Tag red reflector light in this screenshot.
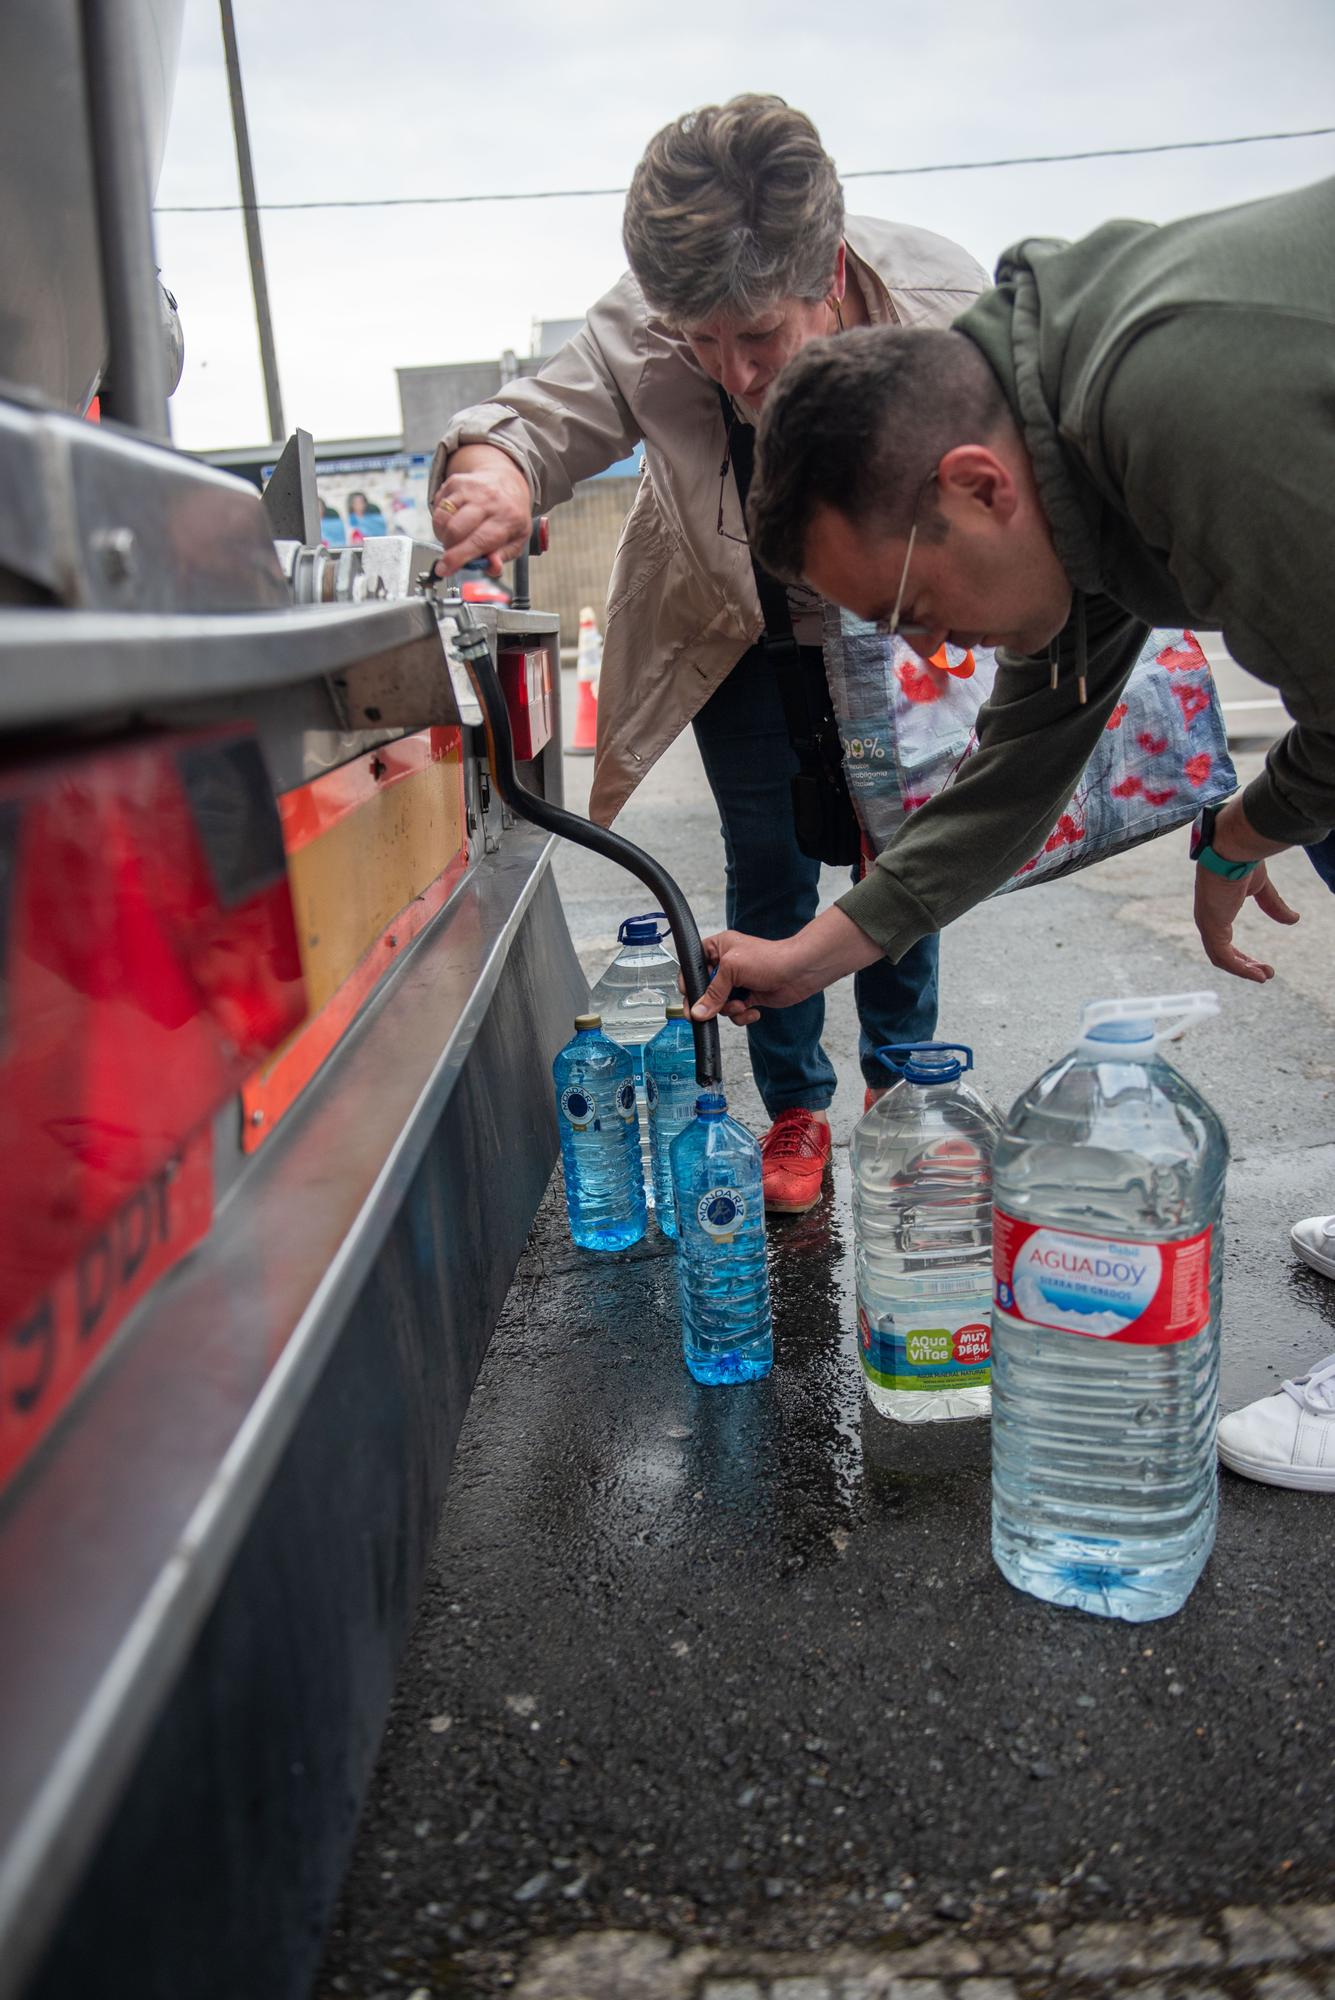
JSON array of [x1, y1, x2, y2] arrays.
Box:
[[497, 647, 554, 762], [0, 731, 305, 1338]]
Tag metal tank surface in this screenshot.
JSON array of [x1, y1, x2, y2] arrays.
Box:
[[0, 11, 584, 1999], [0, 0, 184, 412]]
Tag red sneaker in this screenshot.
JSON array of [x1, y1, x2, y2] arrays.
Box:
[[863, 1086, 887, 1114], [761, 1109, 832, 1214]]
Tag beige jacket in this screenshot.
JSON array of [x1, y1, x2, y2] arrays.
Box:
[[432, 215, 988, 826]]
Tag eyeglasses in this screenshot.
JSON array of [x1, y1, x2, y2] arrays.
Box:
[[716, 411, 749, 544], [874, 470, 938, 640]]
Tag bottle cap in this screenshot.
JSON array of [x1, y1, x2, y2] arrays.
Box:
[[618, 911, 669, 945], [877, 1041, 973, 1085], [696, 1091, 727, 1117], [665, 1002, 687, 1018], [574, 1013, 602, 1030]]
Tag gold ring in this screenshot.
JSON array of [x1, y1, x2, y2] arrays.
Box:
[[438, 496, 459, 516]]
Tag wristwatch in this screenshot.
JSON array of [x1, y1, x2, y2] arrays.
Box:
[[1190, 804, 1261, 881]]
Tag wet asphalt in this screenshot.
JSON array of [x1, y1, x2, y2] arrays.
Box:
[[315, 706, 1335, 1998]]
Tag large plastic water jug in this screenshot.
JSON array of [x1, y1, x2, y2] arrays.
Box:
[[851, 1043, 1002, 1422], [990, 993, 1226, 1622], [588, 913, 678, 1204]]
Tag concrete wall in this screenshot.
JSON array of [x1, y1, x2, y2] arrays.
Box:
[[397, 358, 542, 458]]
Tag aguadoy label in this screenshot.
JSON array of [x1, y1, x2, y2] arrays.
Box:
[[856, 1294, 991, 1392], [993, 1209, 1212, 1345]]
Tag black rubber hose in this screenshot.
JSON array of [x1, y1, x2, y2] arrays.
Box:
[[451, 606, 723, 1087]]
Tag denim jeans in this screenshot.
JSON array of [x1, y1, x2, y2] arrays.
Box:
[[691, 643, 939, 1115], [1306, 830, 1335, 892]]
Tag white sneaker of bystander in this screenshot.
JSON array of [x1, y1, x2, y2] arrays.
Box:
[[1291, 1213, 1335, 1280], [1217, 1354, 1335, 1491]]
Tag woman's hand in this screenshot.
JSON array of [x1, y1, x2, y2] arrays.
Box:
[[431, 444, 533, 577], [691, 908, 885, 1025]]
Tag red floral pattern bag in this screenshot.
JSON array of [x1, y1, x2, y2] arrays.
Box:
[[825, 622, 1236, 892]]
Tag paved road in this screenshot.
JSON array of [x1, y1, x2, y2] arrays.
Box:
[[316, 683, 1335, 2000]]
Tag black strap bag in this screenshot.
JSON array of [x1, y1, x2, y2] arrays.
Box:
[[719, 388, 863, 868]]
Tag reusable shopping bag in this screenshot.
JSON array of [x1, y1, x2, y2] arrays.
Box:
[[823, 619, 1237, 892]]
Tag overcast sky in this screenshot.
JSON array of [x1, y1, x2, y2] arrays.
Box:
[[154, 0, 1335, 452]]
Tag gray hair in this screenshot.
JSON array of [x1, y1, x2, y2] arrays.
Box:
[[622, 95, 845, 325]]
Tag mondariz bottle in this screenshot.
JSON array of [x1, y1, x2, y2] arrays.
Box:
[[670, 1092, 772, 1383], [552, 1014, 647, 1252], [990, 993, 1227, 1622]]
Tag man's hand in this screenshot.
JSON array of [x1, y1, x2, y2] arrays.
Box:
[[1192, 795, 1299, 982], [1194, 862, 1300, 982], [430, 444, 533, 578], [692, 907, 884, 1025]]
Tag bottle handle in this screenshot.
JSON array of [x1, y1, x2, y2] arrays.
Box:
[[1078, 990, 1219, 1053]]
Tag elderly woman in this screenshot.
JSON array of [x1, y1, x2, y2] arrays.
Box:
[[431, 95, 987, 1213]]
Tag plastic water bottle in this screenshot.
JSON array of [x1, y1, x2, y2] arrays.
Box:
[[552, 1014, 647, 1252], [588, 912, 679, 1204], [990, 993, 1227, 1623], [670, 1092, 772, 1384], [644, 1003, 698, 1238], [851, 1043, 1003, 1423]]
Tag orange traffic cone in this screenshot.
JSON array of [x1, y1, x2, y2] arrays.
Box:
[[569, 605, 602, 755]]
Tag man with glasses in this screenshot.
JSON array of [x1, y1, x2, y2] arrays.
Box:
[[690, 173, 1335, 1489]]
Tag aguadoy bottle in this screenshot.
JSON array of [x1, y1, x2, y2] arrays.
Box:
[[552, 1013, 647, 1252], [587, 912, 678, 1206], [990, 992, 1227, 1623], [670, 1091, 772, 1384], [851, 1043, 1003, 1423], [644, 1003, 697, 1238]]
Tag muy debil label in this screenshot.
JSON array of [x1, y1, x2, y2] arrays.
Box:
[[856, 1299, 991, 1393], [993, 1209, 1211, 1345]]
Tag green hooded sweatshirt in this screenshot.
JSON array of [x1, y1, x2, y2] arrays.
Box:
[[838, 174, 1335, 961]]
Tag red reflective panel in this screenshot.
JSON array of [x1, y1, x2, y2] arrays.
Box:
[[0, 731, 305, 1341], [497, 646, 554, 762]]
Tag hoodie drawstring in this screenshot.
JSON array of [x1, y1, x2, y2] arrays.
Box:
[[1049, 595, 1090, 705]]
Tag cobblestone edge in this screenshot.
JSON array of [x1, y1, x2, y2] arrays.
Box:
[[504, 1902, 1335, 2000]]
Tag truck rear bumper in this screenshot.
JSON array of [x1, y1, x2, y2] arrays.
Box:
[[2, 831, 584, 1999]]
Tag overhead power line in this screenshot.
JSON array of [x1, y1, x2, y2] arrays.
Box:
[[155, 121, 1335, 216]]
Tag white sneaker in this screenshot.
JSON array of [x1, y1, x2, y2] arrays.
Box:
[[1291, 1213, 1335, 1280], [1217, 1355, 1335, 1491]]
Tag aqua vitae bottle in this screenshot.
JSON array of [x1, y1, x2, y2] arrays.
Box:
[[990, 993, 1226, 1622], [587, 913, 678, 1204], [552, 1013, 647, 1252], [669, 1091, 772, 1383], [643, 1003, 697, 1238], [851, 1043, 1003, 1422]]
